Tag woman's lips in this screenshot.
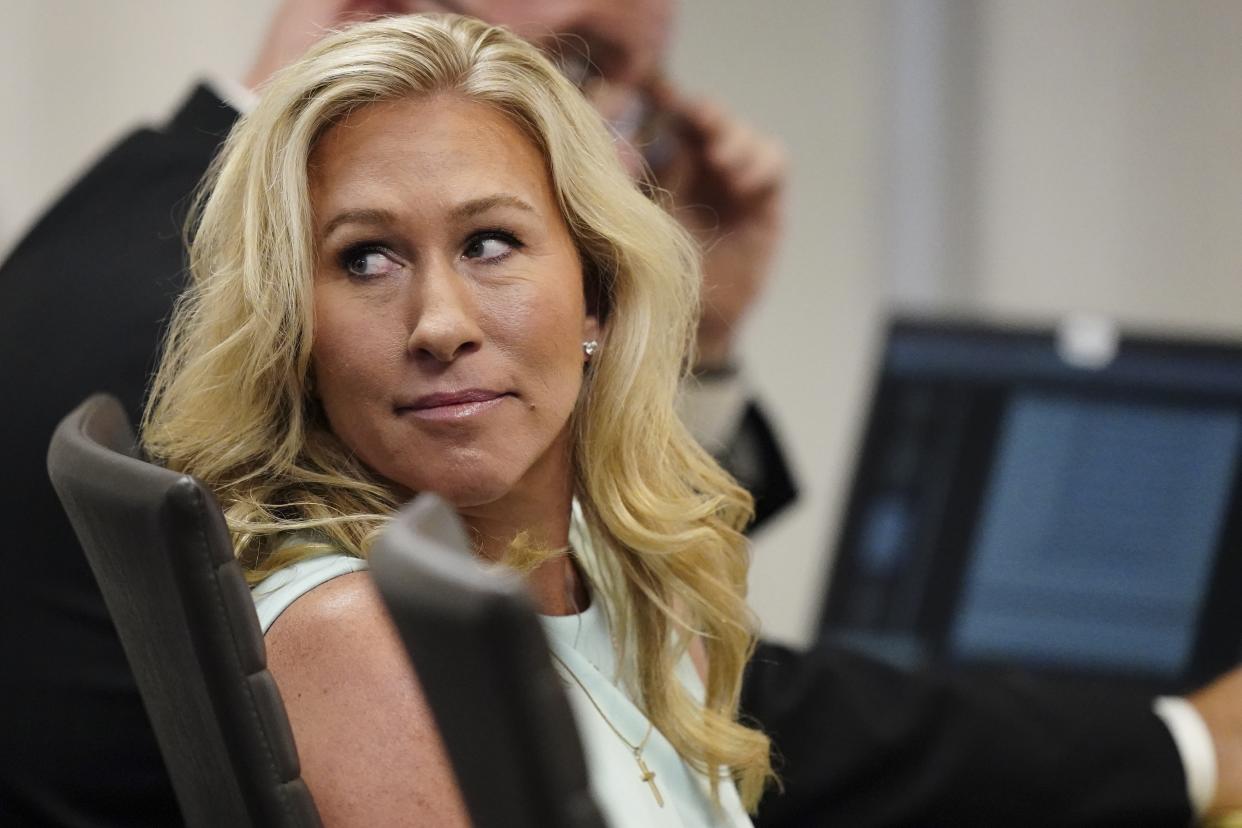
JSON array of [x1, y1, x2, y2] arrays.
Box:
[[398, 389, 510, 421]]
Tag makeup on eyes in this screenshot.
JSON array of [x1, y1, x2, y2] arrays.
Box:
[[338, 242, 400, 280], [334, 225, 526, 281], [462, 228, 524, 263]]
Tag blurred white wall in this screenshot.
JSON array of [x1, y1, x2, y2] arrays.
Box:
[[971, 1, 1242, 334], [3, 1, 1240, 646], [670, 0, 887, 646]]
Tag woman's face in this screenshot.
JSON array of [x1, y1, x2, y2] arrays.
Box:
[[308, 95, 599, 513]]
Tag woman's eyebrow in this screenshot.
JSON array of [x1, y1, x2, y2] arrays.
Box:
[[451, 194, 536, 219], [320, 197, 535, 239], [320, 207, 397, 238]]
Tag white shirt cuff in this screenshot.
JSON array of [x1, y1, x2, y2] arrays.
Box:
[[208, 75, 258, 116], [676, 370, 749, 454], [1154, 695, 1217, 818]]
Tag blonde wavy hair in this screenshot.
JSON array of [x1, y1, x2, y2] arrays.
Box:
[[142, 13, 773, 808]]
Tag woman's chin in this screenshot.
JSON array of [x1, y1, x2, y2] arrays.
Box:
[[414, 476, 514, 511]]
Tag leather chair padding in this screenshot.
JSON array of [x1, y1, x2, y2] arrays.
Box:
[[48, 394, 320, 828]]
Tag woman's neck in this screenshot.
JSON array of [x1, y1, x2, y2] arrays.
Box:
[[453, 463, 588, 616], [525, 553, 591, 617]]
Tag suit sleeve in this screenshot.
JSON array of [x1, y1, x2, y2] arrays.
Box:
[[744, 640, 1193, 828]]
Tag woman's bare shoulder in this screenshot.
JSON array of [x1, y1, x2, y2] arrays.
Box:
[[264, 571, 471, 826], [265, 570, 388, 659]]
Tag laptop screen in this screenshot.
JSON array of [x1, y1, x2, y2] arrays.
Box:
[[820, 318, 1242, 691]]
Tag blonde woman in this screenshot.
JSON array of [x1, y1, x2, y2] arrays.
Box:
[[143, 13, 773, 827]]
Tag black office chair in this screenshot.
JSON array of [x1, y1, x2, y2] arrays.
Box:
[[369, 495, 607, 828], [47, 394, 320, 827]]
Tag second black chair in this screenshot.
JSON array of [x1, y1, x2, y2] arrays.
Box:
[[369, 494, 607, 828]]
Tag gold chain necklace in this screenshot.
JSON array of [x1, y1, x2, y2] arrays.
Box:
[[549, 650, 665, 808], [554, 544, 664, 807]]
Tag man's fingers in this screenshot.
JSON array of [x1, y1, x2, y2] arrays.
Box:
[[729, 138, 788, 202]]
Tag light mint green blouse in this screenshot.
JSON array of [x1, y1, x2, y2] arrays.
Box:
[[251, 512, 753, 828]]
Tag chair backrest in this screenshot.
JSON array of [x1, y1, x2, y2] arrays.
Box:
[[47, 394, 320, 828], [369, 495, 607, 828]]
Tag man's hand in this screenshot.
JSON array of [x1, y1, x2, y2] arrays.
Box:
[[649, 84, 787, 370], [1191, 664, 1242, 818]]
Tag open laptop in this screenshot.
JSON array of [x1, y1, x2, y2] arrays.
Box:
[[818, 316, 1242, 694]]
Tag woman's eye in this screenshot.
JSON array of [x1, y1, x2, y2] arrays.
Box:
[[463, 232, 521, 263], [342, 248, 400, 279]]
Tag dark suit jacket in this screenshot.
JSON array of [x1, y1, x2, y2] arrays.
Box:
[[0, 85, 234, 827], [0, 86, 1192, 827], [744, 642, 1192, 827]]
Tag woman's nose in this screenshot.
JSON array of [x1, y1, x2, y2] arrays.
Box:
[[405, 260, 483, 364]]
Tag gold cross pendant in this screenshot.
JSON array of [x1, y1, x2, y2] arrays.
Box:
[[634, 751, 664, 808]]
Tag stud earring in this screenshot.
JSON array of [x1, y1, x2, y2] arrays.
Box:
[[582, 340, 599, 359]]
